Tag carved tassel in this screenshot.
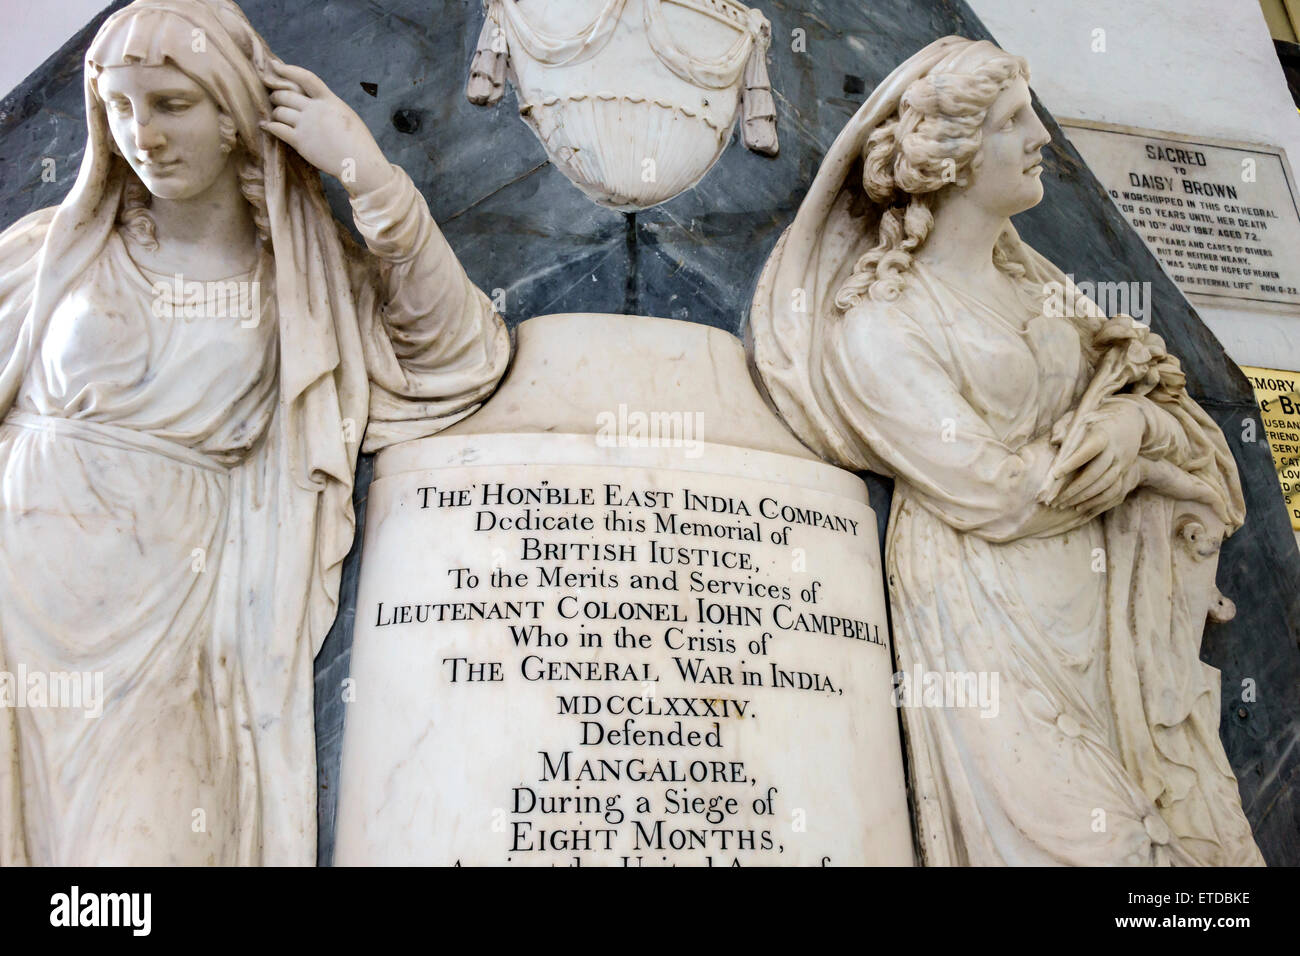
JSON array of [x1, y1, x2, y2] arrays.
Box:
[[467, 1, 508, 106], [741, 23, 778, 156]]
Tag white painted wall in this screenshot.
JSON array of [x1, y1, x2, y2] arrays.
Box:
[[0, 0, 109, 97], [968, 0, 1300, 371]]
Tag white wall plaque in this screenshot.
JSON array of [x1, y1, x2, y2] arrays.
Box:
[[1062, 119, 1300, 311], [334, 313, 914, 866]]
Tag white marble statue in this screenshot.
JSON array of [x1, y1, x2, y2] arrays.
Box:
[[748, 36, 1265, 866], [466, 0, 778, 210], [0, 0, 509, 865]]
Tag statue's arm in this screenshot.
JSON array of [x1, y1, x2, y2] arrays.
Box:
[[1104, 393, 1192, 462], [345, 166, 509, 451], [348, 166, 506, 372], [836, 307, 1099, 543], [260, 61, 509, 448], [1053, 310, 1240, 522]]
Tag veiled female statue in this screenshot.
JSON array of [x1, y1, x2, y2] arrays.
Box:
[[0, 0, 509, 864], [749, 36, 1264, 865]]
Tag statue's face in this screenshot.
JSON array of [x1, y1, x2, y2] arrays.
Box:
[[97, 63, 230, 201], [962, 76, 1051, 218]]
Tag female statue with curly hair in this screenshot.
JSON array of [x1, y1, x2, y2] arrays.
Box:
[[0, 0, 509, 864], [749, 37, 1263, 865]]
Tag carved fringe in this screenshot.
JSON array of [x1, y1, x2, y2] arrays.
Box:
[[467, 2, 507, 106], [741, 27, 778, 156]]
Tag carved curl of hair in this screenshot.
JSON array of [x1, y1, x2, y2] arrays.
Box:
[[834, 53, 1029, 309], [117, 111, 270, 252]]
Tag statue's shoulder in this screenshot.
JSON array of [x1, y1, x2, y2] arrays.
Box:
[[0, 206, 58, 269], [838, 280, 938, 353]]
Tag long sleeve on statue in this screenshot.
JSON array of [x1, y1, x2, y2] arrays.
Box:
[[831, 305, 1096, 543], [347, 164, 509, 451], [1107, 393, 1193, 465]]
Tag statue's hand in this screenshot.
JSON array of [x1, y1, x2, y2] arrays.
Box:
[[1052, 398, 1146, 512], [1137, 458, 1228, 521], [262, 60, 392, 197]]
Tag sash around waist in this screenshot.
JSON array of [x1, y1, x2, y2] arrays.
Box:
[[1, 412, 229, 475]]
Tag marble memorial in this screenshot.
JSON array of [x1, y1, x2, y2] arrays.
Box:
[[1060, 119, 1300, 311], [467, 0, 779, 210], [334, 313, 912, 865], [0, 0, 1296, 869], [0, 0, 509, 865], [748, 36, 1265, 866]]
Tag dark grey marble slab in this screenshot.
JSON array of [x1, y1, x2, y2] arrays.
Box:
[[2, 0, 1296, 867]]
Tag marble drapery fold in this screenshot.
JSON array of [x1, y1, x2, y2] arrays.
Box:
[[0, 0, 508, 864], [748, 37, 1262, 866]]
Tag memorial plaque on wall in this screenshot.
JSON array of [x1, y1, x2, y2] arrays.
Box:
[[1061, 120, 1300, 310], [1241, 365, 1300, 531], [334, 314, 914, 866]]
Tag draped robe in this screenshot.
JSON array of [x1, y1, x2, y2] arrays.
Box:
[[0, 0, 510, 865], [827, 261, 1261, 865], [748, 35, 1264, 867]]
